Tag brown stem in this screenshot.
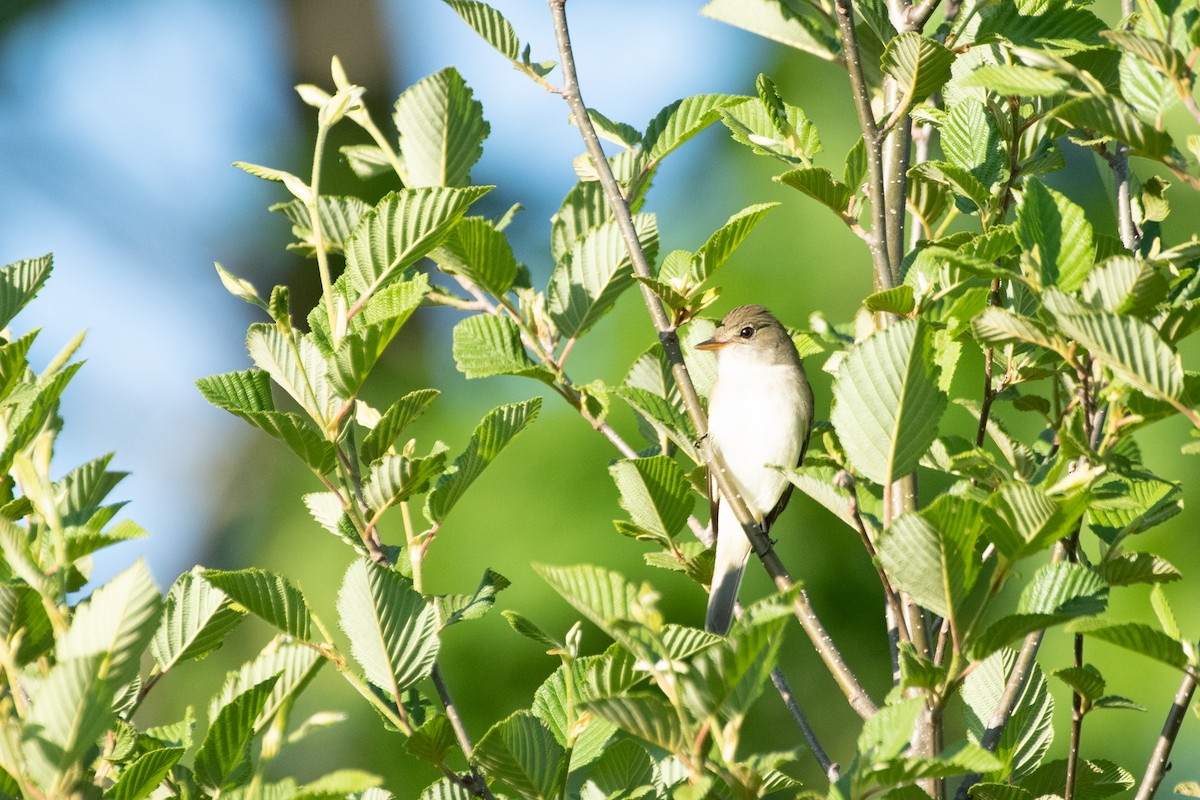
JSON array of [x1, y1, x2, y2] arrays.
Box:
[[1134, 667, 1199, 800], [547, 0, 876, 719]]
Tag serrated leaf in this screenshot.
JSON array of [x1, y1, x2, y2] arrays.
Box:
[[271, 195, 371, 255], [337, 559, 440, 693], [983, 483, 1088, 561], [1068, 620, 1187, 668], [393, 67, 487, 187], [1096, 552, 1180, 586], [435, 568, 510, 628], [425, 398, 541, 523], [194, 676, 279, 790], [531, 661, 615, 769], [202, 568, 314, 641], [958, 64, 1069, 96], [343, 186, 492, 299], [778, 168, 853, 215], [23, 655, 114, 791], [642, 94, 743, 164], [297, 769, 382, 798], [433, 216, 521, 297], [152, 568, 245, 672], [1019, 758, 1134, 800], [615, 386, 698, 463], [1150, 584, 1180, 640], [582, 739, 654, 800], [909, 161, 990, 211], [1052, 94, 1173, 160], [472, 712, 567, 800], [674, 203, 778, 287], [208, 639, 324, 732], [502, 610, 563, 651], [1054, 664, 1105, 704], [963, 650, 1053, 780], [859, 696, 926, 762], [536, 563, 638, 638], [443, 0, 520, 60], [943, 99, 1004, 189], [830, 318, 948, 486], [245, 325, 342, 427], [865, 285, 915, 315], [548, 215, 658, 340], [700, 0, 838, 61], [577, 694, 683, 752], [1016, 179, 1094, 291], [971, 307, 1066, 354], [451, 314, 548, 380], [361, 389, 440, 464], [363, 447, 448, 518], [881, 33, 955, 120], [58, 559, 160, 687], [329, 274, 429, 396], [681, 608, 788, 718], [406, 714, 458, 765], [877, 512, 969, 621], [341, 144, 393, 180], [1054, 309, 1183, 402], [0, 254, 52, 330], [719, 98, 821, 164], [0, 363, 82, 475], [107, 746, 185, 800], [609, 456, 693, 541]]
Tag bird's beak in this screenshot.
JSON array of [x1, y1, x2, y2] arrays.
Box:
[[695, 337, 727, 351]]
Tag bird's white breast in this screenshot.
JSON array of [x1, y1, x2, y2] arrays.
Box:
[[707, 352, 811, 519]]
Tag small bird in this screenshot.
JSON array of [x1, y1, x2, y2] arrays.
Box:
[[695, 305, 814, 635]]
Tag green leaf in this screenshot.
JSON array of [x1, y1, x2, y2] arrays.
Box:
[[582, 739, 654, 800], [343, 186, 492, 298], [23, 656, 114, 791], [670, 203, 778, 287], [1096, 552, 1180, 586], [58, 559, 160, 687], [202, 568, 314, 641], [1016, 179, 1095, 292], [1068, 620, 1187, 668], [957, 64, 1069, 96], [614, 386, 698, 463], [971, 307, 1066, 354], [909, 161, 990, 211], [535, 563, 638, 638], [573, 108, 642, 150], [407, 714, 458, 765], [435, 568, 511, 628], [337, 559, 440, 693], [877, 512, 970, 621], [859, 696, 926, 762], [531, 661, 615, 769], [777, 168, 853, 215], [609, 456, 693, 541], [720, 98, 821, 165], [425, 398, 542, 524], [341, 144, 392, 181], [271, 195, 372, 256], [209, 639, 323, 737], [1052, 94, 1173, 160], [700, 0, 838, 61], [880, 33, 955, 120], [329, 274, 429, 396], [0, 254, 52, 330], [865, 285, 915, 315], [502, 610, 564, 651], [1054, 664, 1106, 704], [451, 314, 548, 381], [152, 568, 245, 673], [472, 711, 567, 800], [194, 676, 279, 790], [642, 94, 743, 164], [361, 389, 440, 464], [942, 99, 1004, 188], [682, 606, 788, 718], [0, 363, 82, 475], [420, 778, 473, 800], [963, 650, 1053, 780], [548, 215, 658, 340], [363, 447, 448, 518], [107, 746, 185, 800], [1019, 759, 1134, 800], [983, 483, 1088, 561], [830, 318, 948, 486], [1081, 256, 1168, 316], [393, 67, 488, 187], [433, 216, 521, 297], [442, 0, 520, 60], [1053, 309, 1183, 402], [296, 769, 383, 798], [577, 694, 683, 752], [245, 325, 342, 427]]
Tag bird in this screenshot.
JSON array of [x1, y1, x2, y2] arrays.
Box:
[[695, 305, 814, 636]]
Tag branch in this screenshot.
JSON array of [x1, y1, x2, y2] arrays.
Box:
[[771, 667, 840, 781], [547, 0, 877, 720], [1134, 666, 1199, 800]]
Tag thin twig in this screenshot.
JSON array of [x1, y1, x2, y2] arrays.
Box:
[[547, 0, 877, 720], [770, 667, 840, 781], [1134, 666, 1199, 800]]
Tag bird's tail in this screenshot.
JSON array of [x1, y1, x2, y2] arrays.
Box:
[[705, 503, 753, 636]]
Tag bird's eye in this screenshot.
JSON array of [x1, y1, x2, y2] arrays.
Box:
[[739, 325, 755, 339]]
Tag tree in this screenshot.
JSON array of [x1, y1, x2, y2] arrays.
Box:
[[1, 1, 1199, 798]]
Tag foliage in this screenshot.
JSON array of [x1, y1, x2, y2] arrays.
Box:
[[9, 0, 1200, 798]]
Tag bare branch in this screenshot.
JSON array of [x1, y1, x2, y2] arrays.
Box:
[[1135, 666, 1199, 800]]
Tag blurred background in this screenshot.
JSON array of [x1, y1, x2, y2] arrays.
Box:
[[1, 0, 1198, 796]]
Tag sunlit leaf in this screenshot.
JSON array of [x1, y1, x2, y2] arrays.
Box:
[[473, 712, 567, 800], [393, 67, 488, 187]]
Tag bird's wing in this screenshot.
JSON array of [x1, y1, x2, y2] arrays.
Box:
[[762, 417, 812, 532], [706, 464, 720, 544]]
